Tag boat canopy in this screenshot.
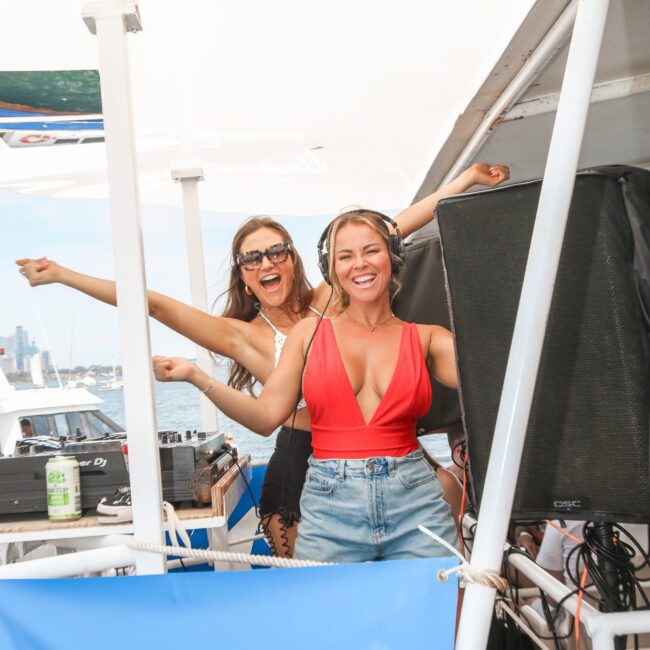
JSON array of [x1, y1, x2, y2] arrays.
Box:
[[415, 0, 650, 214], [0, 0, 535, 216]]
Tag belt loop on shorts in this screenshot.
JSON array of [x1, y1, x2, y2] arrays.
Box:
[[337, 460, 345, 480]]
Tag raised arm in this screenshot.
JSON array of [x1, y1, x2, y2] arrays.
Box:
[[16, 257, 247, 360], [153, 318, 314, 435], [395, 162, 510, 238]]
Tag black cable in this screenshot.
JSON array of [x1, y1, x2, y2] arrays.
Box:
[[459, 511, 476, 554], [451, 440, 466, 470], [560, 521, 650, 649], [565, 523, 641, 611], [502, 546, 575, 643], [222, 446, 260, 520]]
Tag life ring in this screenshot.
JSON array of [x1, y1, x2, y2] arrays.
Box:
[[20, 133, 54, 144]]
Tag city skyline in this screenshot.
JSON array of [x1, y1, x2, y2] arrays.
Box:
[[0, 324, 50, 375], [3, 186, 338, 367]]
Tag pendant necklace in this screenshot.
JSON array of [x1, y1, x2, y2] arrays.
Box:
[[343, 310, 394, 333]]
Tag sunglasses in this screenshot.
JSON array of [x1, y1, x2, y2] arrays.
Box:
[[236, 242, 293, 271]]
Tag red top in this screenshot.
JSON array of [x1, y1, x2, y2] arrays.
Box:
[[303, 319, 432, 459]]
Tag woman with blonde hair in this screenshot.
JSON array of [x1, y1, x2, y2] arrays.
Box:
[[17, 163, 508, 558], [153, 209, 461, 561]]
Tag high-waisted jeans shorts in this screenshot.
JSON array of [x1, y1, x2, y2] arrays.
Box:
[[293, 449, 459, 563]]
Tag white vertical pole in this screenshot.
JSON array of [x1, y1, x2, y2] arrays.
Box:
[[171, 163, 219, 433], [82, 1, 166, 575], [592, 633, 615, 650], [455, 1, 610, 648]]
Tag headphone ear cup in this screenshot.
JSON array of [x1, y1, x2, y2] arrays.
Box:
[[317, 224, 332, 285], [318, 251, 330, 284], [389, 234, 405, 274]]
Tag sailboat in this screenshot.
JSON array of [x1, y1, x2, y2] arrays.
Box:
[[98, 363, 123, 391], [28, 353, 45, 389]]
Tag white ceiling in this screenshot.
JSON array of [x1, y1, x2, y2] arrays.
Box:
[[0, 0, 535, 216]]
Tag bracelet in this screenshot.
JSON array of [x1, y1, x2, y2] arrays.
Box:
[[518, 531, 533, 540], [201, 379, 214, 394]]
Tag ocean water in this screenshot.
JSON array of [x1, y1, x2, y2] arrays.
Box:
[[21, 368, 452, 464], [89, 366, 278, 461]]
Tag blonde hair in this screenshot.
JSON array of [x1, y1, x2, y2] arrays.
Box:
[[325, 209, 402, 313]]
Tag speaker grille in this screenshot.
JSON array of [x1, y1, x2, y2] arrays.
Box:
[[438, 171, 650, 522], [393, 233, 462, 434]]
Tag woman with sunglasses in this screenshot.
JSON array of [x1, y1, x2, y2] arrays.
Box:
[[153, 209, 463, 562], [16, 162, 509, 556]]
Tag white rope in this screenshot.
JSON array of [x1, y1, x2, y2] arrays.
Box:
[[418, 525, 508, 590], [126, 539, 333, 568], [163, 501, 192, 549]]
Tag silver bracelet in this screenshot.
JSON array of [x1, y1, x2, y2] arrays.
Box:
[[201, 379, 214, 394], [518, 531, 533, 540]]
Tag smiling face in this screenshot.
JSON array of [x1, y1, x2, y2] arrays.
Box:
[[332, 222, 392, 307], [238, 227, 296, 308]]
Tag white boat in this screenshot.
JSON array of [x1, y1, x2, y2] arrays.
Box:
[[0, 366, 123, 456], [98, 364, 123, 391], [0, 2, 649, 650]]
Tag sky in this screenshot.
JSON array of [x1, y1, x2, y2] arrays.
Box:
[[0, 0, 537, 367], [1, 187, 337, 367]]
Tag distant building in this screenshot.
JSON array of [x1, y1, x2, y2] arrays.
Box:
[[23, 343, 39, 359], [41, 350, 54, 374], [0, 328, 42, 373], [15, 326, 26, 371]]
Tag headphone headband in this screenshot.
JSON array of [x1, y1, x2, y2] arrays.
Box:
[[317, 209, 405, 284]]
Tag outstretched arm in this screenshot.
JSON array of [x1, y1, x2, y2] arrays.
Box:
[[309, 164, 510, 306], [153, 318, 314, 435], [395, 163, 510, 238], [16, 257, 248, 361]]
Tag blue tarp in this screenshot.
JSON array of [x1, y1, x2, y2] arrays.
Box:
[[0, 109, 104, 131], [0, 557, 457, 649]]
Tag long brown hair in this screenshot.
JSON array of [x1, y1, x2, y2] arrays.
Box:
[[218, 216, 313, 394], [326, 210, 402, 313]]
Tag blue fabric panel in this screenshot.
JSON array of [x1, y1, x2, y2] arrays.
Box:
[[0, 118, 104, 131], [166, 528, 210, 573], [0, 557, 457, 649]]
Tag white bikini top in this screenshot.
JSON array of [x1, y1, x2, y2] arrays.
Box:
[[258, 305, 322, 411]]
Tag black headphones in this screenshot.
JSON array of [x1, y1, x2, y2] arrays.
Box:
[[317, 209, 406, 284]]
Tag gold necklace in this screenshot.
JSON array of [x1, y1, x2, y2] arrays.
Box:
[[260, 304, 287, 313], [343, 310, 394, 333]]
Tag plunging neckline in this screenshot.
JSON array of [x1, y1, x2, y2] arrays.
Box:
[[326, 318, 407, 427]]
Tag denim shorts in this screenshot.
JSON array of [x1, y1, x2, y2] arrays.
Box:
[[293, 449, 459, 563]]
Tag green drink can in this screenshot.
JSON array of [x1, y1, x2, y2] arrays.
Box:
[[46, 456, 82, 521]]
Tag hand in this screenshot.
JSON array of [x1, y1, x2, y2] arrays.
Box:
[[468, 163, 510, 187], [514, 527, 539, 559], [152, 355, 198, 383], [15, 257, 60, 286]]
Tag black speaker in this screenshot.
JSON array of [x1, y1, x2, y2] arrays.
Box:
[[392, 231, 462, 435], [437, 166, 650, 523]]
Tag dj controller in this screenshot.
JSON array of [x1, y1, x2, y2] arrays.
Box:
[[0, 430, 232, 515]]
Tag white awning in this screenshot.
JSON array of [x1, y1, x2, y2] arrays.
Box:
[[0, 0, 535, 216]]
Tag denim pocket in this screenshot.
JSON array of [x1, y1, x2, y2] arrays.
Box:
[[302, 469, 338, 497], [395, 457, 437, 489]]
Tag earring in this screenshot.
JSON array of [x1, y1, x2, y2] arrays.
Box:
[[244, 285, 253, 296]]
